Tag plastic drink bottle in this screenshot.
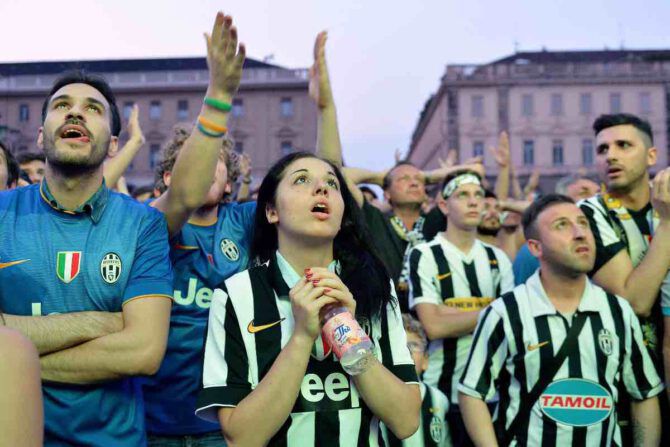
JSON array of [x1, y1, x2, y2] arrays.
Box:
[[321, 305, 374, 375]]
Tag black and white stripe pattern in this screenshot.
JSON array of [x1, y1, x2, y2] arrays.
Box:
[[459, 272, 663, 446], [196, 258, 418, 446], [407, 236, 514, 405]]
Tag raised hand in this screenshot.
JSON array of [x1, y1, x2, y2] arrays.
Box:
[[127, 104, 145, 145], [489, 131, 510, 167], [239, 153, 251, 179], [652, 167, 670, 221], [308, 31, 334, 110], [205, 12, 246, 102], [305, 267, 356, 317], [289, 274, 337, 341], [524, 169, 541, 199]]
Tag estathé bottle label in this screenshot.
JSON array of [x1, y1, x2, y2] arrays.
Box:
[[321, 312, 369, 359]]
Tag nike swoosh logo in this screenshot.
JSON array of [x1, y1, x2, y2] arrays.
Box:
[[436, 272, 452, 280], [527, 341, 550, 351], [0, 259, 30, 270], [247, 318, 285, 334]]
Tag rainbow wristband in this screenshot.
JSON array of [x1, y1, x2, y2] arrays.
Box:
[[198, 116, 228, 134], [204, 97, 232, 112], [197, 122, 225, 138]]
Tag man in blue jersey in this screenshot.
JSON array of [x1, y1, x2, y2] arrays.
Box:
[[141, 12, 252, 446], [0, 68, 173, 446]]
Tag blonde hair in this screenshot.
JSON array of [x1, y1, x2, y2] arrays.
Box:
[[154, 124, 240, 193], [402, 313, 427, 350]]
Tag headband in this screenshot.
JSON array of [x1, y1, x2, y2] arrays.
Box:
[[442, 173, 482, 198]]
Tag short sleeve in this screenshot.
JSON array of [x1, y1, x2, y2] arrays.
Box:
[[621, 302, 664, 400], [408, 247, 442, 308], [512, 244, 539, 286], [458, 305, 508, 400], [122, 210, 173, 303], [661, 271, 670, 317], [579, 202, 626, 275], [196, 287, 253, 422], [376, 283, 419, 384]]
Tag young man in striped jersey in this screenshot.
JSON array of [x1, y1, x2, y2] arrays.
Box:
[[408, 169, 514, 446], [459, 194, 663, 446], [578, 114, 670, 443]]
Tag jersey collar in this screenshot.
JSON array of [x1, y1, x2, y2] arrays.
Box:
[[39, 179, 109, 223], [275, 250, 340, 290], [527, 270, 601, 317]]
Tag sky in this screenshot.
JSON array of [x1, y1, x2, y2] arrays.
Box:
[[2, 0, 670, 169]]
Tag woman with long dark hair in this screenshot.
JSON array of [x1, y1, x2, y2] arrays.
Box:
[[196, 152, 420, 445]]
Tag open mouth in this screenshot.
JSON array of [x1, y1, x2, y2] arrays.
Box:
[[59, 125, 90, 143], [575, 246, 590, 254], [607, 166, 623, 177], [311, 202, 330, 220]]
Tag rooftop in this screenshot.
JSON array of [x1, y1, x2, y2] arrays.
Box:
[[491, 49, 670, 65]]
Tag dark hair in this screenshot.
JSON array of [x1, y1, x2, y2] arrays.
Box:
[[251, 152, 393, 320], [440, 169, 482, 197], [484, 189, 497, 200], [359, 185, 378, 200], [16, 152, 45, 165], [0, 141, 20, 188], [382, 161, 417, 190], [522, 193, 575, 240], [131, 184, 155, 199], [593, 113, 653, 146], [41, 70, 121, 137]]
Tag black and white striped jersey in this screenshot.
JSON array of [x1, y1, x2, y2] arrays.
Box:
[[196, 254, 418, 446], [459, 272, 663, 446], [579, 194, 664, 365], [380, 382, 452, 447], [407, 235, 514, 405]]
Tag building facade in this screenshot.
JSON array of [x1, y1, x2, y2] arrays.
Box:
[[408, 50, 670, 191], [0, 57, 317, 187]]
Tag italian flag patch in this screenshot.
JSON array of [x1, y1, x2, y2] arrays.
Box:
[[56, 251, 82, 283]]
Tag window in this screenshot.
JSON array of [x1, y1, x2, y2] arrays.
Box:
[[552, 140, 564, 166], [280, 98, 294, 117], [582, 139, 594, 166], [473, 141, 484, 158], [234, 141, 244, 154], [123, 102, 133, 120], [280, 141, 293, 156], [639, 92, 652, 114], [521, 94, 534, 117], [19, 104, 29, 122], [609, 93, 622, 113], [550, 94, 563, 116], [580, 93, 592, 115], [523, 140, 534, 166], [232, 98, 244, 117], [149, 144, 161, 169], [471, 95, 484, 118], [177, 100, 189, 120], [150, 101, 162, 120]]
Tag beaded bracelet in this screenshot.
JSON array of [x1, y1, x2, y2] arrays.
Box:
[[204, 97, 232, 112]]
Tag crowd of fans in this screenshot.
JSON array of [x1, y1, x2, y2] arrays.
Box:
[[2, 11, 670, 447]]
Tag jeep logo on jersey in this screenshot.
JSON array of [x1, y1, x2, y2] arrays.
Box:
[[220, 239, 240, 261], [539, 378, 613, 427], [598, 329, 613, 356], [297, 372, 361, 412], [56, 251, 81, 283], [100, 253, 122, 284]]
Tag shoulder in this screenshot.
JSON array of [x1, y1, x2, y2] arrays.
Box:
[[109, 191, 164, 219], [0, 184, 38, 207], [479, 240, 510, 263], [219, 200, 257, 218], [578, 195, 607, 218], [587, 280, 634, 316]]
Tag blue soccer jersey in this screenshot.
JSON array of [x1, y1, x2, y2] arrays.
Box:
[[143, 201, 256, 435], [0, 182, 173, 447]]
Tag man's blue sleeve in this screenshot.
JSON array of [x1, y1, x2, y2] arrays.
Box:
[[123, 211, 174, 303], [512, 243, 539, 286]]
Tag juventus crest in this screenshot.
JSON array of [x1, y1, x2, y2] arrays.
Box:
[[100, 253, 122, 284]]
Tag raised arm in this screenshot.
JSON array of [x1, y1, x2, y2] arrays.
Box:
[[491, 131, 510, 200], [39, 296, 171, 383], [152, 12, 245, 237], [103, 104, 145, 188], [310, 31, 343, 167], [235, 153, 252, 202], [2, 311, 122, 355], [590, 168, 670, 316]]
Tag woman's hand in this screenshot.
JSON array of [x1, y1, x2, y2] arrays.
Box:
[[305, 268, 356, 317], [289, 275, 337, 341]]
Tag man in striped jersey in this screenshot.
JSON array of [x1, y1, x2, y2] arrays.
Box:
[[408, 169, 514, 446], [459, 194, 662, 446], [578, 114, 670, 443]]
